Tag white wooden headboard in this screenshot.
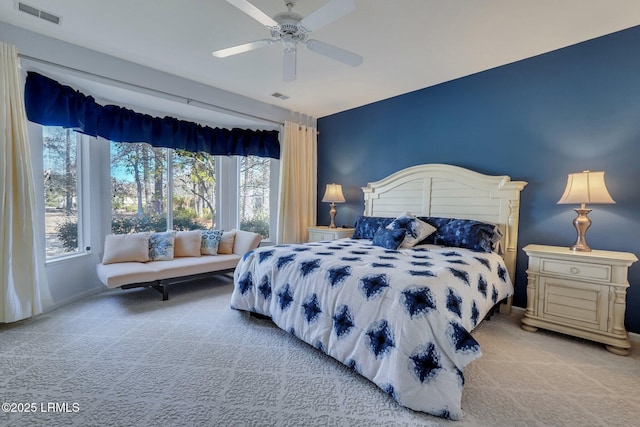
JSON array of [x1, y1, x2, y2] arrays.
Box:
[[362, 164, 527, 286]]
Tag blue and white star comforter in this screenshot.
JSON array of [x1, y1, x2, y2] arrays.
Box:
[[230, 238, 513, 420]]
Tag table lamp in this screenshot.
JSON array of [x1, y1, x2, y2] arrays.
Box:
[[322, 183, 345, 228], [557, 170, 615, 252]]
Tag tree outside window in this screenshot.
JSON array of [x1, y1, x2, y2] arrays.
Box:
[[172, 149, 216, 230], [239, 156, 270, 240], [43, 127, 79, 258], [110, 142, 168, 233], [46, 136, 275, 254], [110, 143, 216, 232]]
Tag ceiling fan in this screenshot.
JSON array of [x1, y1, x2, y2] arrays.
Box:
[[213, 0, 363, 82]]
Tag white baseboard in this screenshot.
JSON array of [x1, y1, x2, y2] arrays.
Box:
[[510, 306, 525, 315], [44, 286, 105, 314]]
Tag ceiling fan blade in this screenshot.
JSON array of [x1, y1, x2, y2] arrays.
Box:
[[305, 39, 363, 67], [282, 47, 296, 82], [226, 0, 279, 29], [212, 39, 274, 58], [299, 0, 355, 33]]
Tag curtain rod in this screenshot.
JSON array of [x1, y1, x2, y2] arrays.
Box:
[[17, 53, 284, 127]]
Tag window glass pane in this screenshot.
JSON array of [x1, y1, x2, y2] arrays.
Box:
[[110, 142, 167, 233], [239, 156, 270, 240], [172, 150, 216, 230], [44, 127, 79, 258]]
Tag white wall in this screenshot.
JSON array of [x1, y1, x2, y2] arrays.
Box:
[[2, 21, 314, 310]]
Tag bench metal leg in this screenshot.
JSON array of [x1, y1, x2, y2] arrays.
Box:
[[150, 280, 169, 301], [161, 280, 169, 301], [121, 269, 237, 301]]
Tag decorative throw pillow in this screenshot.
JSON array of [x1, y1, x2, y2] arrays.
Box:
[[201, 229, 224, 255], [174, 230, 202, 257], [372, 227, 406, 250], [102, 232, 150, 264], [149, 231, 176, 261], [432, 219, 502, 253], [415, 216, 453, 245], [218, 230, 236, 254], [352, 216, 395, 239], [386, 212, 436, 248]]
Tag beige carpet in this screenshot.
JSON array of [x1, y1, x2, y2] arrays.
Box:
[[1, 275, 639, 427]]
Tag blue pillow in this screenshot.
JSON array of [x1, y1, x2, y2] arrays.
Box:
[[372, 227, 406, 250], [149, 231, 176, 261], [201, 229, 224, 255], [352, 216, 394, 239], [430, 218, 502, 253]]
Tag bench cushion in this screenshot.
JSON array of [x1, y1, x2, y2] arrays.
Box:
[[97, 261, 157, 289], [151, 255, 241, 280]]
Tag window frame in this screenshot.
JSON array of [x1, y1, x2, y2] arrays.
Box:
[[235, 155, 279, 243], [42, 127, 91, 263]]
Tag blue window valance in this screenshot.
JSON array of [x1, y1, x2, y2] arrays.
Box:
[[24, 71, 280, 159]]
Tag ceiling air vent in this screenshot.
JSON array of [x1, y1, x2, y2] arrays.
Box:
[[17, 2, 61, 25], [271, 92, 290, 100]]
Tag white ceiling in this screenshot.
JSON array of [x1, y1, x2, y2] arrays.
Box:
[[2, 0, 640, 120]]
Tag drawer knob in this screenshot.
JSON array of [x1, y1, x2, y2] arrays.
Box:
[[570, 267, 580, 274]]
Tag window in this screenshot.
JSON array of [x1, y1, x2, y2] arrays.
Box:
[[239, 156, 271, 240], [110, 143, 277, 240], [172, 150, 217, 230], [43, 127, 82, 259], [110, 142, 167, 233]]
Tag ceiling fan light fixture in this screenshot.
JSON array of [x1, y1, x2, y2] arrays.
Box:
[[282, 47, 296, 82], [282, 34, 296, 50]]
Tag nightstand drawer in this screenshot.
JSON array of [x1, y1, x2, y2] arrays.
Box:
[[308, 226, 355, 242], [313, 232, 338, 241], [540, 258, 611, 282], [539, 277, 608, 331]]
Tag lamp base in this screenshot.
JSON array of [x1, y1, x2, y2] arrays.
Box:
[[328, 202, 337, 229], [570, 208, 592, 252]]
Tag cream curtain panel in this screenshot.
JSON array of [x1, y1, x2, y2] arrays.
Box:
[[0, 42, 50, 322], [277, 121, 317, 244]]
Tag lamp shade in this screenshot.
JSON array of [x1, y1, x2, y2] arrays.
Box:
[[322, 183, 345, 203], [557, 171, 615, 205]]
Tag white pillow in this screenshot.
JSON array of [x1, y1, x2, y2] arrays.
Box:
[[102, 232, 150, 264], [386, 211, 436, 248], [174, 230, 202, 257], [218, 230, 236, 254]]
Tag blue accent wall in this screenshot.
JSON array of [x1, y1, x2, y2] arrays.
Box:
[[317, 26, 640, 333]]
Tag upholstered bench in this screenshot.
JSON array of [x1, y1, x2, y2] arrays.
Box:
[[96, 229, 261, 300]]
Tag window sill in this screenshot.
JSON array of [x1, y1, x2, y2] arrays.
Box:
[[45, 251, 92, 266]]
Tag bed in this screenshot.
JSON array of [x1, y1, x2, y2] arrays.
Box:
[[230, 164, 527, 419]]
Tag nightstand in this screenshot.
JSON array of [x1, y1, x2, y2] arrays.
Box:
[[521, 244, 637, 355], [308, 226, 355, 242]]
